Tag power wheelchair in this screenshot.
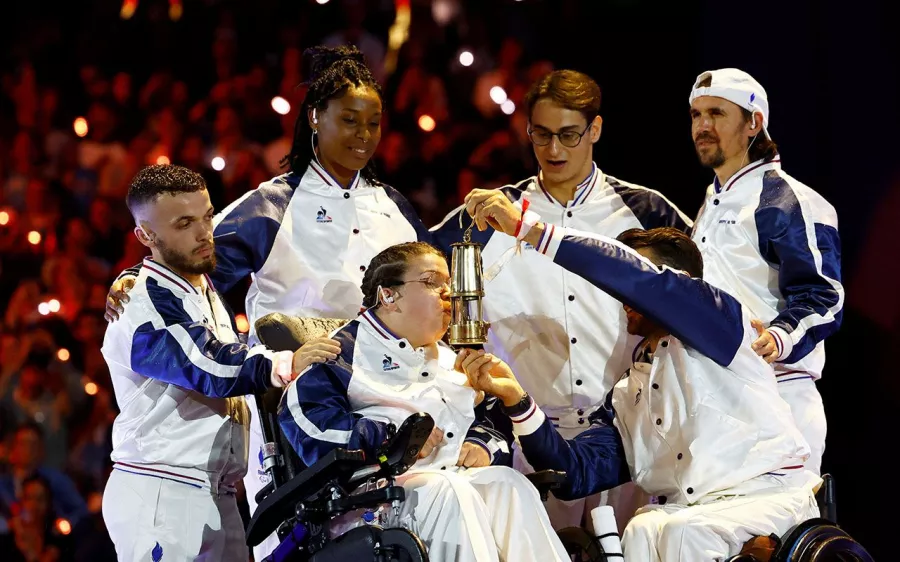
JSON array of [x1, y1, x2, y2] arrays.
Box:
[[245, 314, 585, 561]]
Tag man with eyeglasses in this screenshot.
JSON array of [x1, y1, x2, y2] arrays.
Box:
[[432, 70, 692, 533]]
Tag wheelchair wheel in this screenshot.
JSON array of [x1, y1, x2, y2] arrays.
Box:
[[556, 526, 608, 562], [775, 519, 874, 562], [377, 527, 429, 562]]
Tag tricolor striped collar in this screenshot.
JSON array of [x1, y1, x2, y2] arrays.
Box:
[[309, 160, 362, 191], [142, 258, 202, 295], [713, 156, 782, 194], [359, 308, 402, 341], [536, 162, 599, 208]]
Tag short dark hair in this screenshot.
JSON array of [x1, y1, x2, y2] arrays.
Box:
[[360, 242, 445, 308], [283, 45, 384, 183], [695, 76, 778, 162], [524, 70, 602, 124], [616, 227, 704, 278], [125, 164, 206, 216]]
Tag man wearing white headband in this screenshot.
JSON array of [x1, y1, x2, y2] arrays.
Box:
[[688, 68, 843, 474]]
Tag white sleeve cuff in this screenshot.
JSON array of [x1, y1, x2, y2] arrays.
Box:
[[534, 223, 566, 259], [767, 325, 793, 361], [510, 400, 546, 437]]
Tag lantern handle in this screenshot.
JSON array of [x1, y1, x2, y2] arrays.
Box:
[[458, 207, 475, 243]]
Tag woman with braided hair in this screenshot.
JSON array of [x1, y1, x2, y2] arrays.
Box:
[[104, 45, 431, 559]]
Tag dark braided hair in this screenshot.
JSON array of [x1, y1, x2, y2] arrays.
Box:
[[360, 242, 445, 308], [281, 45, 385, 184]]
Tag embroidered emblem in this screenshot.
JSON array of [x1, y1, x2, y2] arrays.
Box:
[[634, 388, 642, 406], [382, 354, 400, 371], [316, 206, 333, 223], [152, 542, 163, 562]]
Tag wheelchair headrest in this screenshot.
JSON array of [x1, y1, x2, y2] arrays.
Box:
[[255, 313, 351, 352]]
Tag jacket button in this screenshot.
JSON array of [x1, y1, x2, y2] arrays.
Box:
[[446, 432, 454, 439], [344, 192, 351, 199], [652, 383, 659, 389], [570, 337, 577, 344], [687, 487, 694, 494], [575, 379, 583, 386], [677, 453, 683, 460], [567, 211, 573, 218], [421, 372, 429, 377], [353, 228, 360, 234], [578, 418, 584, 425], [701, 236, 706, 242], [399, 342, 406, 348], [661, 341, 668, 348], [713, 199, 719, 205], [577, 409, 584, 415], [658, 495, 667, 505], [655, 418, 662, 425], [568, 295, 575, 301]]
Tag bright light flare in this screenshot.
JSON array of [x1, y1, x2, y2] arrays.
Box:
[[459, 51, 474, 67], [73, 117, 89, 137], [235, 314, 250, 334], [271, 96, 291, 115], [418, 115, 436, 132], [489, 86, 507, 105]]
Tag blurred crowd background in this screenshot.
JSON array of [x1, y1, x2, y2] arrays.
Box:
[[1, 0, 895, 559]]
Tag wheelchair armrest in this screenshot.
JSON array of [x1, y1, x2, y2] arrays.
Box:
[[526, 470, 567, 501], [246, 448, 367, 547]]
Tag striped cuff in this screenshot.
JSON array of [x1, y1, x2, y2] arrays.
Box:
[[767, 325, 793, 361], [534, 223, 564, 258], [510, 398, 546, 437]]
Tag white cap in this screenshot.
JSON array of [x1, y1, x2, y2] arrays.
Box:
[[689, 68, 770, 139]]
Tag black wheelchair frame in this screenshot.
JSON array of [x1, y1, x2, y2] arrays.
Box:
[[723, 474, 874, 562]]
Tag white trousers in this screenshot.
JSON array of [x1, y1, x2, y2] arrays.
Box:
[[620, 483, 819, 562], [391, 466, 569, 562], [513, 425, 649, 533], [103, 469, 248, 562], [244, 395, 282, 561], [777, 378, 827, 475]]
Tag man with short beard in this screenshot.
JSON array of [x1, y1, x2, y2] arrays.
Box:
[[688, 69, 843, 475], [100, 165, 307, 561]]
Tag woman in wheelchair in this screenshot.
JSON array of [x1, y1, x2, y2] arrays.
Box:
[[277, 241, 570, 562]]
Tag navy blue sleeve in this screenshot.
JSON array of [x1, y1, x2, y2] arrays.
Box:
[[608, 177, 693, 233], [756, 172, 844, 363], [429, 183, 526, 255], [544, 228, 746, 366], [129, 279, 275, 397], [379, 183, 433, 245], [517, 395, 630, 500], [465, 396, 513, 466], [210, 178, 295, 292], [278, 361, 391, 466]]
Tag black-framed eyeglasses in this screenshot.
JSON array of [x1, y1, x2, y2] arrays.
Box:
[[527, 123, 591, 148]]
